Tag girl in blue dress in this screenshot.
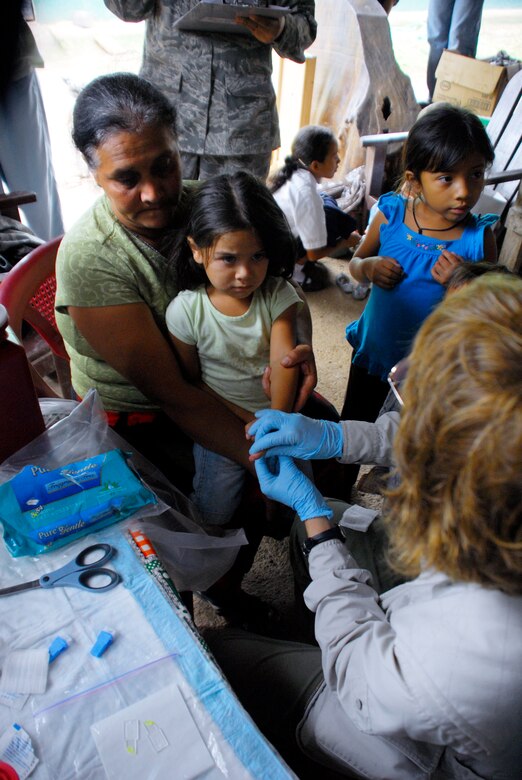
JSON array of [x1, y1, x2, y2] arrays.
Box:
[[342, 104, 497, 488]]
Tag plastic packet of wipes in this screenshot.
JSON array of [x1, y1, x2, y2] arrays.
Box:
[[0, 450, 159, 557]]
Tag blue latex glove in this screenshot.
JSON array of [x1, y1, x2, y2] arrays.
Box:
[[249, 410, 343, 460], [255, 456, 333, 521]]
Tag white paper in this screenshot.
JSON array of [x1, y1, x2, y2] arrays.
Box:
[[0, 723, 39, 779], [0, 649, 48, 695], [340, 503, 379, 532], [91, 684, 215, 779]]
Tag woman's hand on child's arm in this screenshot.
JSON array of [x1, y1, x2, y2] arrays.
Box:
[[431, 250, 463, 285], [269, 304, 300, 412]]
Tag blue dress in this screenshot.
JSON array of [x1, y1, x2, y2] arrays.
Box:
[[346, 192, 497, 381]]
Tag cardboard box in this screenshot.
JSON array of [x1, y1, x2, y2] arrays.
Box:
[[433, 50, 521, 117]]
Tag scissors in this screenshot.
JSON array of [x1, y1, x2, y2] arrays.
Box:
[[0, 544, 122, 597]]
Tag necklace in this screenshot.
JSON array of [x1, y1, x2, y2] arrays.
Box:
[[412, 199, 467, 235]]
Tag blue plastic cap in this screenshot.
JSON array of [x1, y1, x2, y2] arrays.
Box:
[[48, 636, 69, 663], [90, 630, 114, 658]]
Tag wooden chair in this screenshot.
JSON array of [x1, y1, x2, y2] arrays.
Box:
[[360, 70, 522, 226], [0, 235, 72, 398]]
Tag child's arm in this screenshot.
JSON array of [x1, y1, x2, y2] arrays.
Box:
[[169, 333, 201, 383], [269, 303, 300, 412], [305, 231, 361, 262], [349, 209, 403, 288]]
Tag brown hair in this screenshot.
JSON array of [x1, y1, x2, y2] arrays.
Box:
[[386, 275, 522, 594], [446, 260, 517, 291]]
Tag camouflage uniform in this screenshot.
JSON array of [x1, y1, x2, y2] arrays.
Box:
[[104, 1, 316, 177]]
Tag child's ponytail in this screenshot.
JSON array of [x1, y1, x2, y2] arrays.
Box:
[[269, 154, 303, 193], [269, 125, 337, 193]]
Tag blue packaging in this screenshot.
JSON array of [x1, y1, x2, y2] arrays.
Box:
[[12, 457, 104, 511], [0, 450, 158, 557]]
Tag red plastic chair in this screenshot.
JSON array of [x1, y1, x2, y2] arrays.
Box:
[[0, 236, 72, 398]]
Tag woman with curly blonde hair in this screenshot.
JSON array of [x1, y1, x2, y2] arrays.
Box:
[[387, 274, 522, 594], [209, 274, 522, 779]]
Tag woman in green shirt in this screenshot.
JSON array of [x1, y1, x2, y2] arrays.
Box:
[[55, 72, 318, 627]]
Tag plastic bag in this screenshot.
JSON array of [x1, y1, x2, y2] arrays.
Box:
[[0, 449, 159, 557], [38, 397, 79, 428], [338, 165, 366, 213], [0, 390, 246, 588]]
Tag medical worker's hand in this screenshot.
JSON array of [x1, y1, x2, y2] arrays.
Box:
[[248, 410, 343, 461], [255, 456, 333, 521]]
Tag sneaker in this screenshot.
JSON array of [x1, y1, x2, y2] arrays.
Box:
[[303, 260, 327, 277], [352, 282, 370, 300], [301, 260, 328, 292], [335, 272, 354, 294], [301, 274, 327, 292]]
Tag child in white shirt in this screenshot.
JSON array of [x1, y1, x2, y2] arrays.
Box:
[[270, 125, 362, 293]]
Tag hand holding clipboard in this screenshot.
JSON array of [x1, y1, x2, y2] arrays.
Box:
[[173, 1, 293, 37]]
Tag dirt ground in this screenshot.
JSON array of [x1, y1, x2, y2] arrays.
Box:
[[305, 256, 365, 411]]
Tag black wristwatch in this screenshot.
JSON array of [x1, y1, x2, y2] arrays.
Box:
[[302, 525, 345, 556]]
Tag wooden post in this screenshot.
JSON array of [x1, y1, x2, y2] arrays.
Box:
[[499, 183, 522, 273]]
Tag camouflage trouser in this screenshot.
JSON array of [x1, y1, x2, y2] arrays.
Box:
[[180, 151, 271, 182]]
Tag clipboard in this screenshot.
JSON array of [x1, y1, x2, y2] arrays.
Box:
[[173, 1, 292, 35]]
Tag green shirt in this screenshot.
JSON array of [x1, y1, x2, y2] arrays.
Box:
[[166, 277, 301, 413], [55, 186, 196, 411]]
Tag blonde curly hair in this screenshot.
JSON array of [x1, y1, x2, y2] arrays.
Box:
[[386, 275, 522, 594]]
